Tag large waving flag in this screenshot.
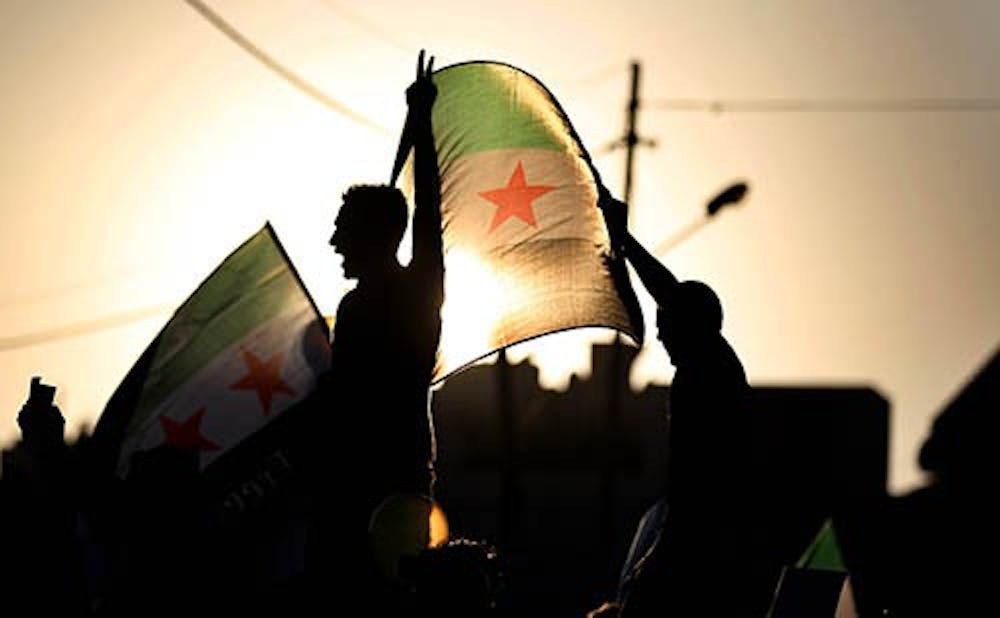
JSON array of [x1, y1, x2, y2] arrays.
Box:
[[399, 61, 643, 379], [94, 224, 330, 477]]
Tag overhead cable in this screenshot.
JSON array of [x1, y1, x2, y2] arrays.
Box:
[[647, 97, 1000, 113], [183, 0, 391, 135], [0, 304, 173, 352]]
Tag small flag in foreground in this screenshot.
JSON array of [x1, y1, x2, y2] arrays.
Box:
[[399, 61, 643, 380], [769, 520, 857, 618], [99, 224, 330, 476], [796, 519, 847, 572]]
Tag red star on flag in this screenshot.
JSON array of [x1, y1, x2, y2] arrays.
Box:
[[158, 408, 219, 452], [478, 161, 555, 232], [229, 348, 296, 415]]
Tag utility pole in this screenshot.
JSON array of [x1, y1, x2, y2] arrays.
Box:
[[623, 61, 641, 208]]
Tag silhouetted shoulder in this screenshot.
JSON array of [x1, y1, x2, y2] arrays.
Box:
[[334, 288, 362, 318]]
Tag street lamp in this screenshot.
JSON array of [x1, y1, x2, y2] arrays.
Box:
[[653, 181, 749, 255]]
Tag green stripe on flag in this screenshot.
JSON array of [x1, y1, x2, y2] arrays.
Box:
[[433, 63, 578, 165], [127, 230, 302, 432]]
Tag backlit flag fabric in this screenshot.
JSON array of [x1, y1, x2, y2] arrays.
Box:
[[398, 61, 643, 380], [100, 224, 330, 476]]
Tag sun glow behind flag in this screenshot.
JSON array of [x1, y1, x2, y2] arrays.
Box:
[[400, 61, 643, 380]]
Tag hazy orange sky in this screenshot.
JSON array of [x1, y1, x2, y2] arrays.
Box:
[[1, 0, 997, 492]]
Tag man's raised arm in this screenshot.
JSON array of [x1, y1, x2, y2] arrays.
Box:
[[602, 194, 678, 306], [408, 51, 444, 302]]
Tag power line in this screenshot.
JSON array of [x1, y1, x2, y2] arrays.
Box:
[[0, 304, 174, 352], [183, 0, 391, 135], [0, 264, 175, 312], [647, 97, 1000, 113], [3, 2, 397, 351]]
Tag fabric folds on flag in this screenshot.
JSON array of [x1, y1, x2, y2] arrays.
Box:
[[398, 61, 644, 380], [95, 224, 330, 477]]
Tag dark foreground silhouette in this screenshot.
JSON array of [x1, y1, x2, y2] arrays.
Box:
[[865, 348, 999, 615], [2, 345, 995, 615]]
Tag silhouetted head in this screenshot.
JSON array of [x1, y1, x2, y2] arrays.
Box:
[[330, 184, 408, 280], [918, 349, 997, 485], [656, 280, 723, 364], [401, 538, 501, 614]]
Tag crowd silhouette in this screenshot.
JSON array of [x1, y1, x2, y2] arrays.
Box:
[[1, 52, 995, 616]]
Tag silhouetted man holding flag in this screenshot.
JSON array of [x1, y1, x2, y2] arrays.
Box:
[[599, 196, 775, 616], [308, 52, 443, 597]]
